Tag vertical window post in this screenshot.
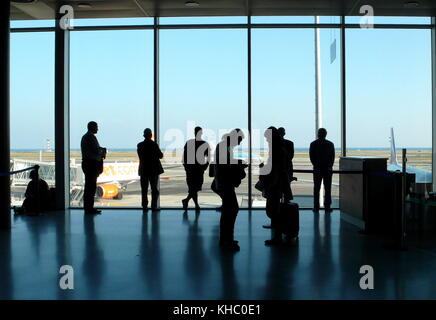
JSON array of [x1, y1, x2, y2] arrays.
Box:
[[0, 0, 10, 229], [247, 15, 252, 209], [340, 16, 347, 157], [55, 3, 71, 210], [432, 17, 436, 191], [154, 17, 160, 207]]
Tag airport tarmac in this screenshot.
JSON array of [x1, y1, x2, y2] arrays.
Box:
[[10, 149, 431, 209]]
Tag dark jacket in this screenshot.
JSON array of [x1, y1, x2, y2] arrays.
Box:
[[137, 139, 164, 176], [213, 141, 246, 191], [182, 139, 210, 171], [23, 179, 50, 211], [309, 138, 335, 169], [282, 138, 294, 177], [259, 136, 289, 198]]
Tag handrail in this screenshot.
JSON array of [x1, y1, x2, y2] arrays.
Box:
[[0, 165, 38, 177]]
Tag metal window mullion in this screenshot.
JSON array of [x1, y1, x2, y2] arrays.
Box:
[[247, 16, 253, 210], [432, 17, 436, 191], [55, 4, 71, 210], [0, 0, 10, 229], [340, 16, 346, 157], [10, 23, 434, 34], [154, 17, 161, 207]]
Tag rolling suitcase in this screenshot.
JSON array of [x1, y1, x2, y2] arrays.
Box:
[[279, 201, 299, 238]]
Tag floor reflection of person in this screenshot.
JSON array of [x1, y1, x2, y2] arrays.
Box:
[[82, 215, 105, 299], [139, 212, 163, 299], [183, 211, 210, 296], [182, 126, 210, 212]]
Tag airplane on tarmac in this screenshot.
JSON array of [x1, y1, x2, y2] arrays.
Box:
[[387, 127, 432, 184], [9, 157, 183, 203], [96, 161, 183, 200], [293, 128, 432, 189]]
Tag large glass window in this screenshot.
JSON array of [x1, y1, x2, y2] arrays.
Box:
[[73, 18, 153, 27], [251, 28, 341, 208], [159, 17, 247, 24], [70, 30, 154, 207], [345, 16, 431, 25], [346, 28, 432, 175], [251, 16, 315, 24], [319, 28, 341, 207], [11, 17, 434, 210], [11, 19, 55, 28], [10, 32, 55, 206], [160, 29, 248, 208]]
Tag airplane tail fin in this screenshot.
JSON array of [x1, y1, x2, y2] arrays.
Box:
[[390, 127, 398, 165]]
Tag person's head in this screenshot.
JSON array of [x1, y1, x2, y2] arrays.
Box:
[[87, 121, 98, 134], [278, 127, 286, 138], [29, 169, 38, 181], [143, 128, 153, 140], [318, 128, 327, 139], [194, 126, 202, 140], [265, 126, 280, 144], [221, 133, 229, 143]]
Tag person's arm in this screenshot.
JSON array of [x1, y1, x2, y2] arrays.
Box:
[[99, 147, 107, 160], [42, 180, 49, 192], [330, 143, 335, 168], [81, 135, 92, 160], [137, 143, 143, 162], [24, 183, 32, 199], [40, 180, 49, 200], [182, 142, 186, 164], [85, 134, 102, 161], [136, 143, 142, 175], [156, 142, 163, 159], [205, 143, 211, 167], [289, 141, 294, 160], [93, 136, 107, 160], [309, 142, 315, 166]]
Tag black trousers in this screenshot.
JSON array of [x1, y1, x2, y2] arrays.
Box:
[[282, 171, 293, 201], [82, 159, 100, 212], [185, 167, 204, 194], [219, 188, 239, 243], [140, 174, 159, 209], [313, 168, 333, 209], [266, 192, 281, 233]]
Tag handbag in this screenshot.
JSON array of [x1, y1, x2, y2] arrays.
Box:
[[209, 162, 216, 177], [254, 179, 265, 192], [98, 160, 104, 175]]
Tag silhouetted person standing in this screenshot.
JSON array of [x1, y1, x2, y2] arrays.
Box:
[[137, 128, 164, 212], [182, 126, 210, 211], [310, 128, 335, 212], [278, 127, 294, 202], [212, 129, 246, 251], [262, 127, 288, 245], [81, 121, 106, 215]]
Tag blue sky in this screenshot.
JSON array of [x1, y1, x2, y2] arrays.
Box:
[[10, 17, 432, 151]]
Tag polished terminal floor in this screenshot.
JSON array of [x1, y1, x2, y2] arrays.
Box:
[[0, 209, 435, 300]]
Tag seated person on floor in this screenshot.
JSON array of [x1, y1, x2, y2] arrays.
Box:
[[16, 169, 50, 215]]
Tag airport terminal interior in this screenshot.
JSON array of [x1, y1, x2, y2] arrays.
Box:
[[1, 0, 436, 299]]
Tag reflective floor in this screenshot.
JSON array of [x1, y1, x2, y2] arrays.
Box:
[[0, 209, 435, 300]]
